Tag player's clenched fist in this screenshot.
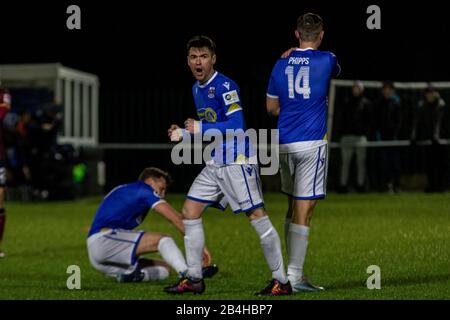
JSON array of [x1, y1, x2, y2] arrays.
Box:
[[168, 124, 183, 142], [184, 118, 201, 134]]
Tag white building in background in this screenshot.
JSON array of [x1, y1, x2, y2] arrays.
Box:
[[0, 63, 99, 148]]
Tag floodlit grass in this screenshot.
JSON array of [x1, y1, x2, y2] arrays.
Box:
[[0, 192, 449, 299]]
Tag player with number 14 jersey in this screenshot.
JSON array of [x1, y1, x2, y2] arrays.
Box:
[[267, 48, 340, 153]]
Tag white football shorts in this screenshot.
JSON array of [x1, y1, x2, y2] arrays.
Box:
[[87, 229, 144, 277], [187, 164, 264, 213], [279, 144, 328, 199]]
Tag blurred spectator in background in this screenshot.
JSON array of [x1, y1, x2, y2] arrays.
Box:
[[0, 87, 11, 258], [21, 102, 65, 199], [35, 102, 62, 156], [1, 96, 72, 201], [336, 81, 373, 193], [15, 111, 32, 185], [373, 81, 403, 193], [3, 111, 32, 188], [411, 86, 449, 192]]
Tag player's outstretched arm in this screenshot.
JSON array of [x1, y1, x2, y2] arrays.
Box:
[[153, 201, 213, 266], [153, 201, 185, 235]]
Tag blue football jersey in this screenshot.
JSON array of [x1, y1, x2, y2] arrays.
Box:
[[267, 48, 340, 151], [192, 71, 254, 164], [88, 181, 164, 237]]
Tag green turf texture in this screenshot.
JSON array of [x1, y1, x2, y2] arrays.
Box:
[[0, 192, 449, 299]]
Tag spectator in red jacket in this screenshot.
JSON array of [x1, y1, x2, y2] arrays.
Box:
[[0, 87, 11, 258]]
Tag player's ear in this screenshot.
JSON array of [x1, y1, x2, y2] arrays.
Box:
[[319, 31, 324, 41], [295, 30, 300, 40], [211, 54, 216, 65]]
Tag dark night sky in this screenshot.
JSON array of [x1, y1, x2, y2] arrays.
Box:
[[1, 0, 449, 84], [2, 0, 449, 187]]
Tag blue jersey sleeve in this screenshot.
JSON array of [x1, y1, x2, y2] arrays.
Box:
[[267, 60, 282, 98], [329, 52, 341, 77], [201, 80, 245, 134], [218, 80, 243, 115], [201, 110, 245, 135], [143, 187, 164, 209]]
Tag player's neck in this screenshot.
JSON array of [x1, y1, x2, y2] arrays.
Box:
[[200, 69, 216, 85], [299, 40, 321, 50], [299, 41, 319, 50]]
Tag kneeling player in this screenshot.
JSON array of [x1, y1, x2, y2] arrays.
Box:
[[87, 167, 218, 282]]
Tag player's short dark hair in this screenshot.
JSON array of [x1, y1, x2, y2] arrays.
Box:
[[297, 13, 323, 42], [187, 35, 216, 55], [139, 167, 172, 185]]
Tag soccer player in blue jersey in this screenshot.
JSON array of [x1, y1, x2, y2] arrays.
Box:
[[266, 13, 341, 292], [87, 167, 217, 283], [165, 35, 290, 296]]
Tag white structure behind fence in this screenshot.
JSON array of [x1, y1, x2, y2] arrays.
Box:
[[0, 63, 99, 147]]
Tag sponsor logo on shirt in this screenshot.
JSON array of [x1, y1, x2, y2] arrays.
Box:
[[222, 90, 240, 106], [204, 107, 217, 123], [226, 103, 242, 114]]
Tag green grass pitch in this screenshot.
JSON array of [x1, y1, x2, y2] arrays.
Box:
[[0, 192, 449, 299]]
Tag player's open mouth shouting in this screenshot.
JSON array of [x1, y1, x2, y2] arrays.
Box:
[[194, 67, 203, 77]]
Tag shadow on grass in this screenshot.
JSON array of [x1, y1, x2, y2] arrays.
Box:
[[326, 273, 450, 290]]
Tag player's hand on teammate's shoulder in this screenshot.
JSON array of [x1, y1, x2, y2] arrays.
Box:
[[281, 47, 298, 58]]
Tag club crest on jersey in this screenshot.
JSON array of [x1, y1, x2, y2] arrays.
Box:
[[204, 107, 217, 123], [222, 90, 240, 106], [208, 87, 216, 98], [223, 82, 230, 90]]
